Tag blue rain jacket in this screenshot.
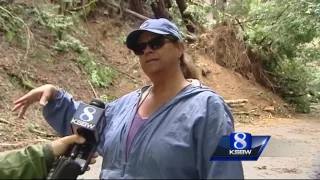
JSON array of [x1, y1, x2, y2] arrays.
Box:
[[43, 84, 244, 179]]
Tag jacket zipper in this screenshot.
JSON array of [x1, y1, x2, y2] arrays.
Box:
[[121, 90, 143, 177], [120, 85, 182, 176]]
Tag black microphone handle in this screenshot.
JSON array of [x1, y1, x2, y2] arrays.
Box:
[[47, 98, 105, 179], [89, 98, 105, 109], [47, 157, 82, 179]]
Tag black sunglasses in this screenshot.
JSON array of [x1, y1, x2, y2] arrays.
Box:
[[132, 35, 178, 55]]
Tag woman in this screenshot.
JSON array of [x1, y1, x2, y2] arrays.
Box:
[[0, 134, 97, 179], [12, 18, 244, 179]]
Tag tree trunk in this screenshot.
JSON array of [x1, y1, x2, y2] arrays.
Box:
[[150, 0, 172, 20], [212, 0, 226, 19], [164, 0, 172, 9], [175, 0, 196, 33], [216, 0, 226, 11], [129, 0, 144, 15]]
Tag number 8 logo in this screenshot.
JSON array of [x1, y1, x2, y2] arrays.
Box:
[[233, 133, 247, 149], [79, 107, 96, 122]]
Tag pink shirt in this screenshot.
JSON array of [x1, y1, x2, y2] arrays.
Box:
[[126, 112, 148, 155]]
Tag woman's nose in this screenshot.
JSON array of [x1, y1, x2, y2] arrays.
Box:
[[143, 45, 153, 54]]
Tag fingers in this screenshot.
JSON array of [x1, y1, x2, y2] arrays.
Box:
[[90, 157, 96, 164], [11, 101, 25, 112], [85, 152, 99, 171], [13, 92, 30, 105], [89, 152, 98, 165], [18, 104, 29, 118], [60, 134, 86, 145], [93, 152, 99, 158], [12, 91, 32, 116]]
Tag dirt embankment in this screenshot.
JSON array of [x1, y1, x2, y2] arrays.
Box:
[[0, 5, 290, 152]]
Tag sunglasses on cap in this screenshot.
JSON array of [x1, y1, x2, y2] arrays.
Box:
[[132, 35, 178, 55]]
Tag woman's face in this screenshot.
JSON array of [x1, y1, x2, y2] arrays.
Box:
[[136, 31, 183, 76]]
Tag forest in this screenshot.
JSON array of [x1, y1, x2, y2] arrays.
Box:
[[0, 0, 319, 113], [121, 0, 320, 113]]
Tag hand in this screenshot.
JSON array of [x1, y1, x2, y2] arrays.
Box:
[[11, 84, 58, 118], [51, 134, 99, 170]]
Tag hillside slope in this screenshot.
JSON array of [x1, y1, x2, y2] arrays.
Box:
[[0, 4, 289, 151]]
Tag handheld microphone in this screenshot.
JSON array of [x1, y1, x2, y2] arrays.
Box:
[[69, 99, 106, 173], [47, 99, 105, 179]]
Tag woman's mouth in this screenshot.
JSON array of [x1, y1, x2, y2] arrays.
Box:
[[146, 58, 159, 63]]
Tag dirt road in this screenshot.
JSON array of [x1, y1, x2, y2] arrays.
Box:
[[79, 116, 320, 179], [238, 117, 320, 179]]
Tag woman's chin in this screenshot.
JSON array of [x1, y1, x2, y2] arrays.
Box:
[[143, 66, 165, 77]]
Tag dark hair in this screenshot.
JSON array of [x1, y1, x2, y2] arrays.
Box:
[[164, 34, 200, 80], [179, 53, 200, 79]]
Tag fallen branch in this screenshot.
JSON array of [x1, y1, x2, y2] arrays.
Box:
[[1, 65, 35, 90], [228, 103, 245, 108], [225, 99, 248, 104], [105, 64, 137, 81], [69, 58, 100, 98], [88, 79, 98, 98], [233, 111, 260, 116], [232, 108, 259, 116], [185, 33, 198, 42], [70, 0, 98, 11], [7, 72, 35, 90], [0, 118, 13, 125], [234, 17, 245, 31], [104, 1, 149, 20], [98, 55, 144, 85]]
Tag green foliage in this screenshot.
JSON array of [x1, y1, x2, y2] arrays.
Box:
[[184, 3, 215, 30], [77, 52, 116, 87], [0, 2, 115, 88], [29, 3, 116, 87], [246, 0, 319, 59], [167, 1, 216, 36], [32, 4, 76, 40], [53, 34, 88, 53], [167, 1, 188, 34], [226, 0, 261, 18], [273, 59, 312, 113], [305, 1, 320, 19], [0, 4, 29, 48], [116, 33, 127, 45], [242, 0, 320, 112]]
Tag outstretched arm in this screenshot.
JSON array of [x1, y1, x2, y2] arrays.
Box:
[[42, 88, 81, 136], [42, 88, 111, 155]]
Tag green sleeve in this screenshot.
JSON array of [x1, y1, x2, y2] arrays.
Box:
[[0, 144, 56, 179]]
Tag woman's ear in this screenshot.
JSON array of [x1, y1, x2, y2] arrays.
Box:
[[176, 42, 184, 59]]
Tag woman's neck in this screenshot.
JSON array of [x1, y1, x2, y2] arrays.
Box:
[[149, 70, 190, 98]]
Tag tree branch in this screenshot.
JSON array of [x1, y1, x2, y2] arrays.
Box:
[[104, 1, 149, 20], [272, 4, 291, 25]]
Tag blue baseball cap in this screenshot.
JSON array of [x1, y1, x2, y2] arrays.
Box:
[[126, 18, 182, 50]]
